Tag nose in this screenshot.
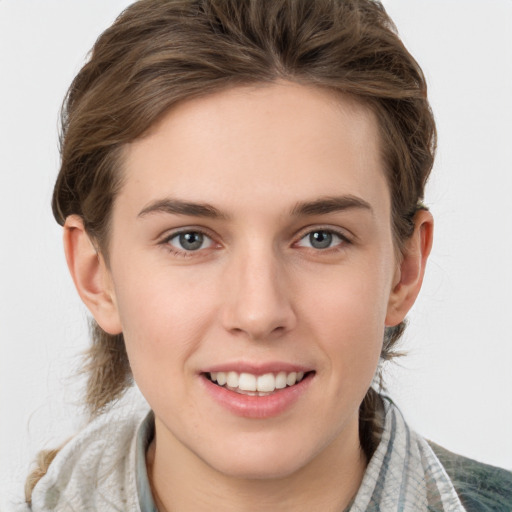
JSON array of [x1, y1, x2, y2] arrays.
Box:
[[220, 246, 297, 341]]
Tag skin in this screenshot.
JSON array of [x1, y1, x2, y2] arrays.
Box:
[[64, 82, 433, 511]]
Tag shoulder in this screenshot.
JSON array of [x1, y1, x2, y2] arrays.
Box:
[[30, 393, 150, 512], [428, 441, 512, 512]]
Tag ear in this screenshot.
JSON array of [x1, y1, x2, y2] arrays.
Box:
[[63, 215, 122, 335], [385, 209, 434, 327]]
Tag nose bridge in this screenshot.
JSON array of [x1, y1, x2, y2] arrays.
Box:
[[221, 238, 295, 340]]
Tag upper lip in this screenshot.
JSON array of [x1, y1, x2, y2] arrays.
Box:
[[201, 361, 313, 375]]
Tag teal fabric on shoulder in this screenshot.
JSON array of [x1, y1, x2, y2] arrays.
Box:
[[136, 411, 158, 512], [429, 441, 512, 512]]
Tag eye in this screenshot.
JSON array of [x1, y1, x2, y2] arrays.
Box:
[[167, 231, 215, 252], [296, 229, 347, 250]]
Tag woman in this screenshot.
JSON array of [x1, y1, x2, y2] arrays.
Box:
[[20, 0, 512, 510]]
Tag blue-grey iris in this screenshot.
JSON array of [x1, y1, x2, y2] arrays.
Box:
[[179, 232, 204, 250], [309, 231, 332, 249]]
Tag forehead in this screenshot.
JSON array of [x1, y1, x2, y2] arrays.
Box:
[[120, 82, 389, 218]]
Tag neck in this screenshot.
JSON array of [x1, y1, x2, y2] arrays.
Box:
[[146, 417, 367, 512]]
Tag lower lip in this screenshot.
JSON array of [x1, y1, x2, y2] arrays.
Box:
[[201, 373, 314, 419]]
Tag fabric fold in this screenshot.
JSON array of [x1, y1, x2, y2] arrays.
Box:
[[349, 397, 466, 511]]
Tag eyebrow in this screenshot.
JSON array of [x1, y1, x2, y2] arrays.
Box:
[[137, 194, 372, 220], [138, 198, 228, 219], [290, 195, 373, 217]]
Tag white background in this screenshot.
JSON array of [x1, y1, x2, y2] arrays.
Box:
[[1, 0, 511, 507]]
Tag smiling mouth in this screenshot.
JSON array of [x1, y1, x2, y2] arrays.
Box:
[[205, 370, 313, 396]]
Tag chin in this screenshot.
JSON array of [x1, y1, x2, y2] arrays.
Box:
[[207, 453, 310, 481], [194, 432, 324, 481]]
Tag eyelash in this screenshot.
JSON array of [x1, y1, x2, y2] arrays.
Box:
[[160, 227, 351, 257], [161, 229, 217, 258], [294, 228, 351, 252]]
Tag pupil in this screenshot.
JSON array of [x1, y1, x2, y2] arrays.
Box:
[[310, 231, 332, 249], [179, 232, 203, 250]]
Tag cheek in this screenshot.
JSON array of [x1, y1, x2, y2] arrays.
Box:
[[111, 264, 219, 386], [297, 261, 391, 369]]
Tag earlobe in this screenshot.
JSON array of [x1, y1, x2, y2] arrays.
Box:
[[63, 215, 122, 335], [385, 209, 434, 327]]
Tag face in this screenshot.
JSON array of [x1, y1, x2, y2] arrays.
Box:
[[105, 82, 401, 479]]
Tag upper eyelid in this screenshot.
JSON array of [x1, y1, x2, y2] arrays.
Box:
[[294, 225, 353, 243], [160, 226, 217, 243]]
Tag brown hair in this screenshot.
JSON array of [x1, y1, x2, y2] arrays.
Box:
[[27, 0, 435, 502]]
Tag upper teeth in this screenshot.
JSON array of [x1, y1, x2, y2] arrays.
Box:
[[209, 371, 305, 393]]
